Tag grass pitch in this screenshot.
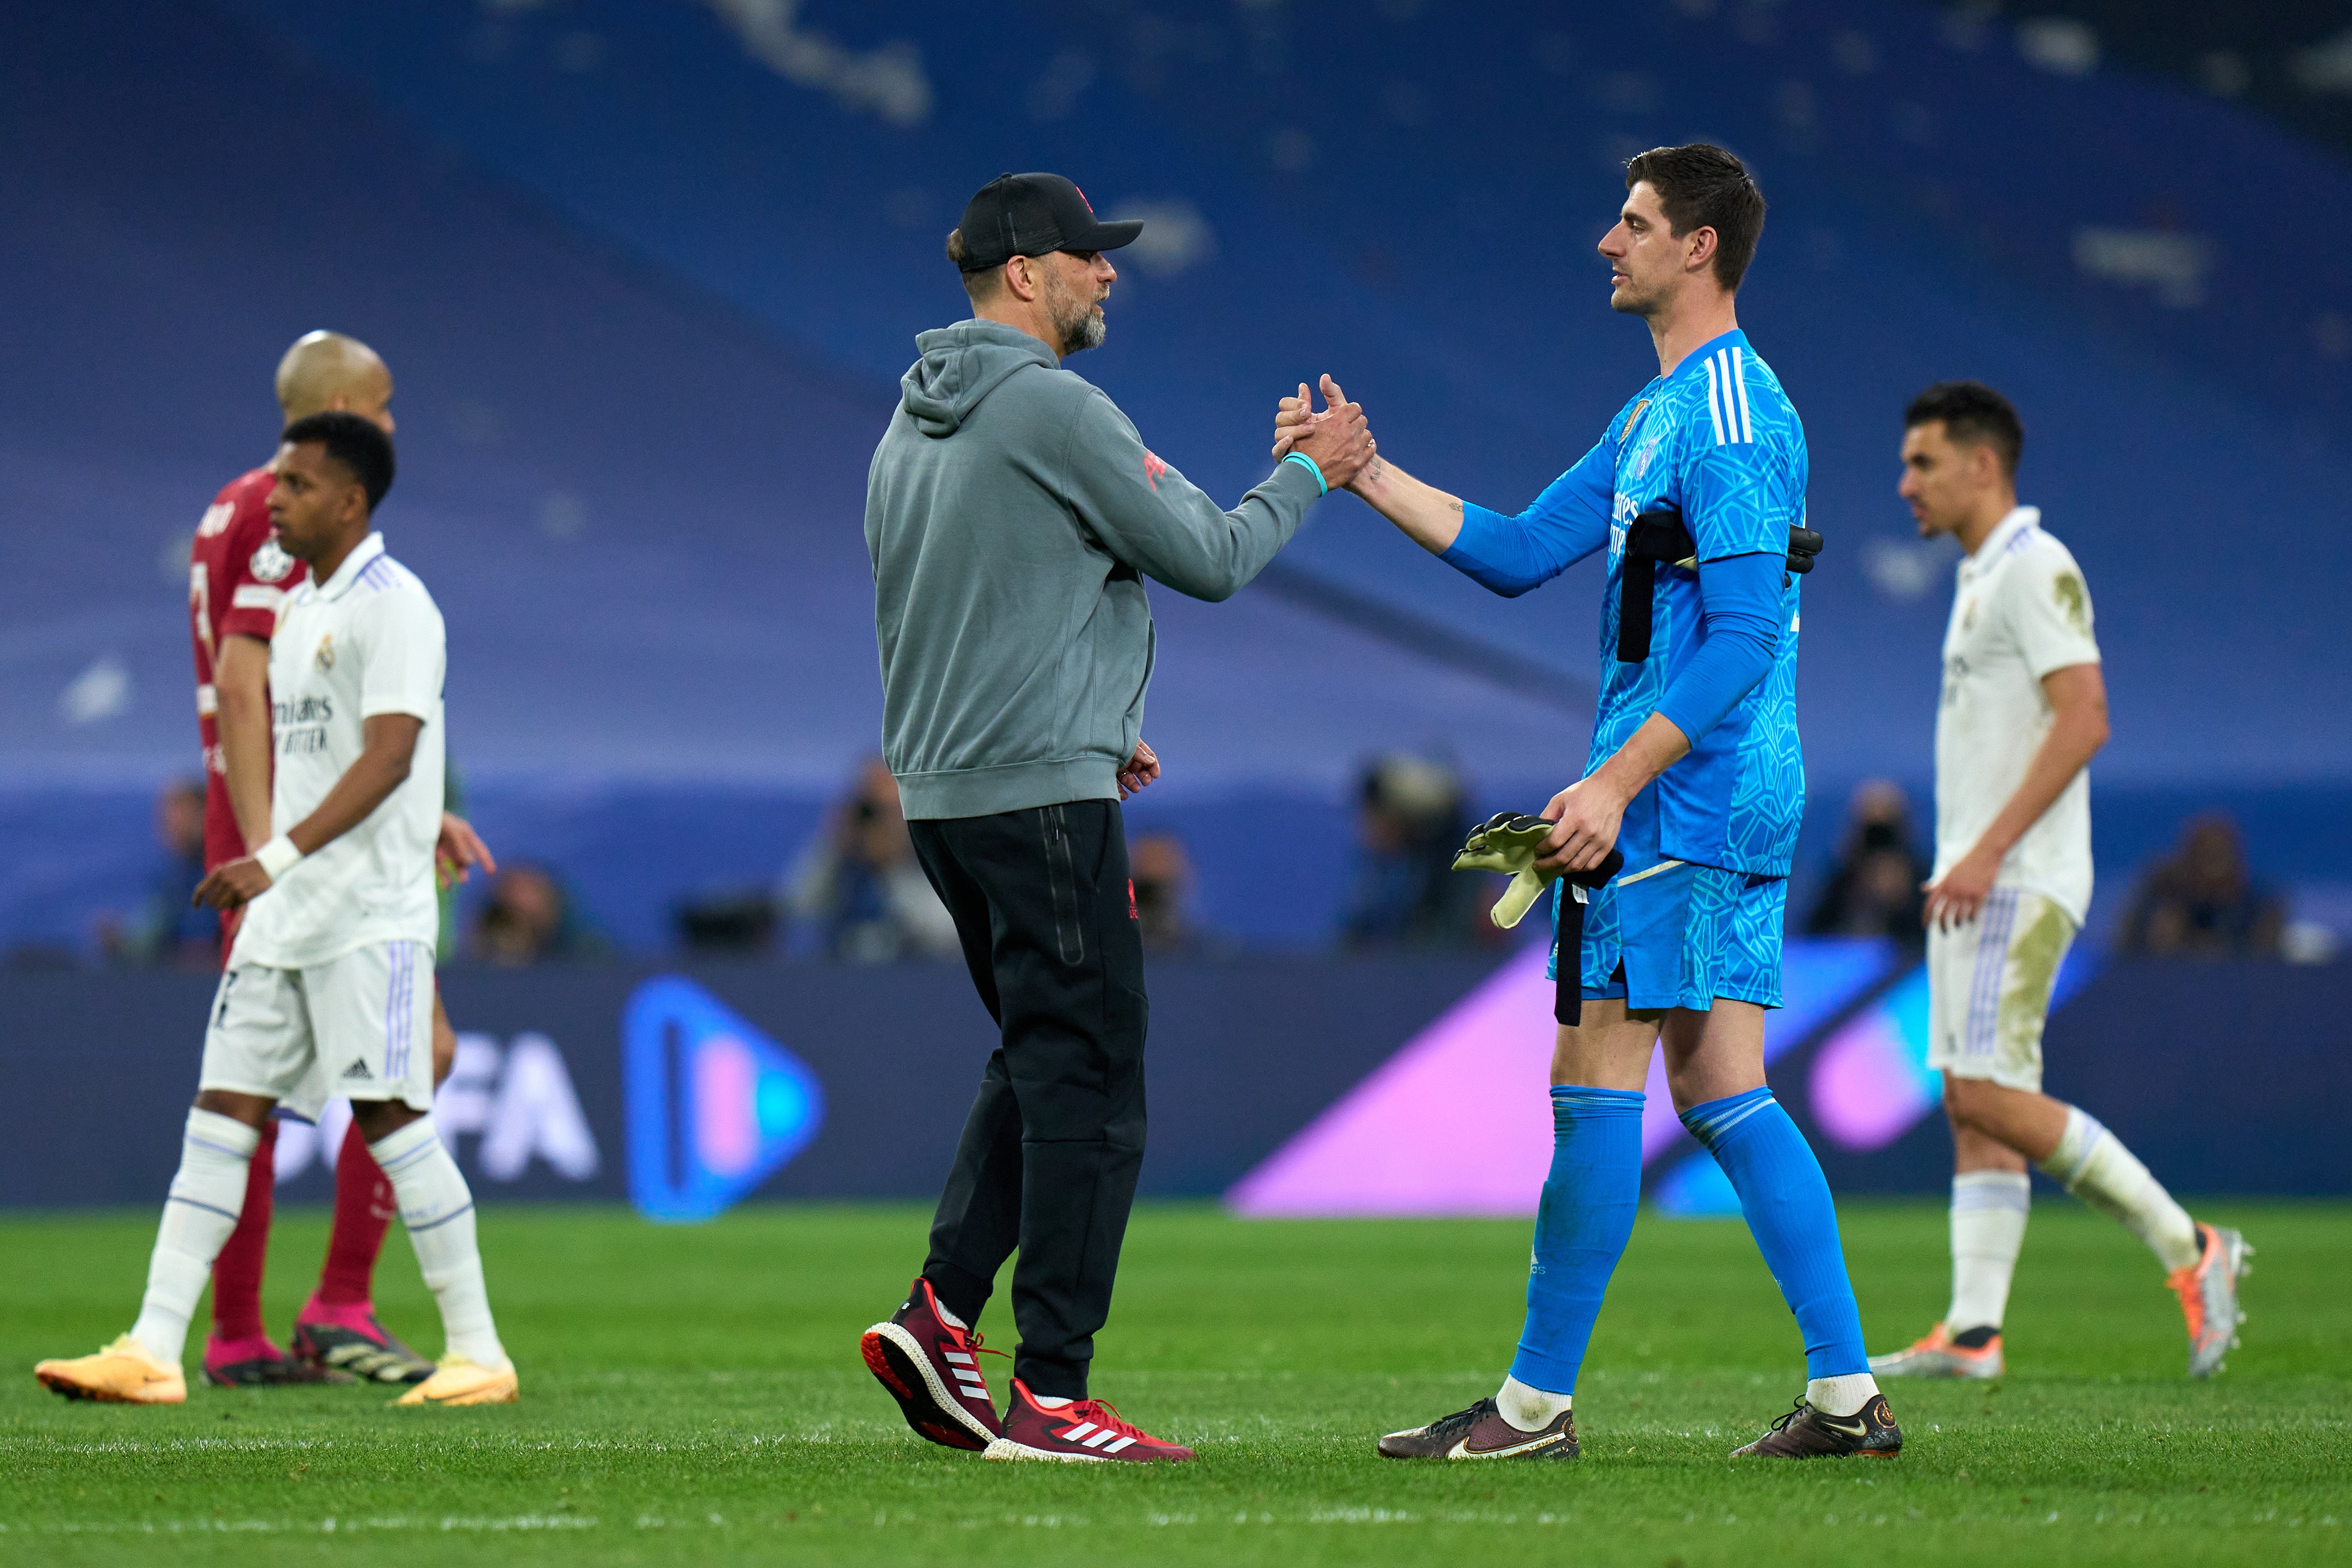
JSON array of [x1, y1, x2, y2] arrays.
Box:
[[0, 1200, 2344, 1566]]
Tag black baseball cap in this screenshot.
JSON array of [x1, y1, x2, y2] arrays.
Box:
[[955, 173, 1142, 272]]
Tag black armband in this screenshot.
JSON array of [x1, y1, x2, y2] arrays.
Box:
[[1616, 503, 1694, 663], [1619, 506, 1826, 660]]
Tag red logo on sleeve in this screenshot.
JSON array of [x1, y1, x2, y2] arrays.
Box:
[[1142, 451, 1166, 492], [1127, 879, 1140, 919]]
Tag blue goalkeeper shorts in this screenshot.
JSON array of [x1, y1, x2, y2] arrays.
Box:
[[1546, 861, 1785, 1012]]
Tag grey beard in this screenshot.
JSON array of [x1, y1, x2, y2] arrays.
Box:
[[1041, 268, 1106, 355], [1060, 303, 1106, 355]]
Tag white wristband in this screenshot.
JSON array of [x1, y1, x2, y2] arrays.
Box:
[[254, 836, 304, 881]]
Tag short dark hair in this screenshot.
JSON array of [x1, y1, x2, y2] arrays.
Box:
[[1904, 381, 2023, 478], [279, 411, 396, 512], [946, 227, 1003, 302], [1624, 143, 1767, 292]]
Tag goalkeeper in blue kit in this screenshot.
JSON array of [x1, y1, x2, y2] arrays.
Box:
[[1279, 144, 1895, 1461]]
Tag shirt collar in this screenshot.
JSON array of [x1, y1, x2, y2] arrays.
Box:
[[1962, 506, 2038, 573], [1666, 328, 1751, 385], [314, 532, 387, 600]]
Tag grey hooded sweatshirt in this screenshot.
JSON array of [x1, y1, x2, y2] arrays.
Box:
[[866, 319, 1323, 820]]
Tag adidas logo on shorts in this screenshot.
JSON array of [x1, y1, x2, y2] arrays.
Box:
[[340, 1058, 373, 1081]]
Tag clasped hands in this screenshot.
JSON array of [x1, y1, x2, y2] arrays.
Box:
[[1269, 374, 1376, 490]]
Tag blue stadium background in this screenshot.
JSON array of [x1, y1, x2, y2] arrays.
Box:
[[7, 0, 2351, 962]]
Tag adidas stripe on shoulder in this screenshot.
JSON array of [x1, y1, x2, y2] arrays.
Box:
[[1701, 345, 1755, 446]]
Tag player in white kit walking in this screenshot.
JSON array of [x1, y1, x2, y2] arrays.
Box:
[[1866, 382, 2248, 1383], [36, 413, 516, 1407]]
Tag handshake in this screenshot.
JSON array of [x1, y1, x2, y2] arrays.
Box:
[[1269, 374, 1377, 492]]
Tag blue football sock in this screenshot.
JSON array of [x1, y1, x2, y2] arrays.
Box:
[[1681, 1087, 1867, 1379], [1508, 1085, 1644, 1395]]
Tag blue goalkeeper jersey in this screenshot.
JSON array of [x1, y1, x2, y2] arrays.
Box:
[[1440, 328, 1807, 877]]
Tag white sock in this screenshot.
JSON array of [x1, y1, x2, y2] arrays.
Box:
[[1806, 1373, 1879, 1418], [129, 1109, 259, 1367], [1031, 1392, 1074, 1409], [933, 1299, 968, 1332], [1946, 1170, 2031, 1331], [1496, 1374, 1571, 1432], [369, 1118, 505, 1366], [2038, 1107, 2200, 1272]]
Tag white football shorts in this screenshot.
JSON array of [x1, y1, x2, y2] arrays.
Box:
[[199, 938, 435, 1122], [1926, 887, 2076, 1094]]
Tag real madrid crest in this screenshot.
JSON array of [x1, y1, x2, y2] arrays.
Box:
[[315, 634, 335, 670]]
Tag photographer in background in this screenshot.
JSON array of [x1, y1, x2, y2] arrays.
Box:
[[783, 758, 959, 963], [2117, 814, 2284, 959], [100, 778, 219, 969], [1804, 779, 1929, 949], [1339, 753, 1490, 951]]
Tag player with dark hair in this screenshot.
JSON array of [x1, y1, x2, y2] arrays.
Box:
[[172, 333, 491, 1390], [1280, 143, 1898, 1460], [38, 414, 517, 1408], [278, 411, 396, 508], [1868, 381, 2249, 1382]]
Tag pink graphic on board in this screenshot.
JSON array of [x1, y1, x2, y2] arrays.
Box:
[[1226, 942, 1558, 1216], [692, 1033, 763, 1179], [1227, 936, 1899, 1219], [1808, 971, 1938, 1152], [1810, 1010, 1937, 1150], [1807, 949, 2097, 1153]]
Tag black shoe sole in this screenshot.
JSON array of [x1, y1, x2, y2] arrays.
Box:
[[861, 1326, 994, 1452], [202, 1360, 356, 1388], [1377, 1443, 1580, 1460]]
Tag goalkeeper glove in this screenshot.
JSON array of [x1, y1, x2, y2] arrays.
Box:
[[1452, 812, 1625, 929], [1785, 523, 1823, 575]]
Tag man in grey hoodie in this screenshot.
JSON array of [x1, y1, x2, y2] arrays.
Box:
[[858, 173, 1372, 1464]]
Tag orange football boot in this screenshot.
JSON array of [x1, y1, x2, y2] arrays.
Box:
[[35, 1335, 187, 1404], [2168, 1223, 2251, 1378], [1866, 1322, 2003, 1380]]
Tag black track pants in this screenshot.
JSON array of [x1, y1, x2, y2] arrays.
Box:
[[907, 800, 1147, 1399]]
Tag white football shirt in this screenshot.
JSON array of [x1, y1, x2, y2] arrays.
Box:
[[1933, 505, 2101, 924], [230, 532, 447, 969]]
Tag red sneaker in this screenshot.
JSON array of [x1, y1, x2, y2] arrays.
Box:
[[985, 1378, 1195, 1463], [861, 1278, 1005, 1452]]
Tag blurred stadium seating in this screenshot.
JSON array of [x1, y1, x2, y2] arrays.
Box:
[[7, 0, 2351, 959]]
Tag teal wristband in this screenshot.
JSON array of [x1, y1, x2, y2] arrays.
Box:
[[1282, 451, 1328, 496]]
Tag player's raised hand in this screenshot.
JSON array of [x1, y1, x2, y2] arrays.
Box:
[[1290, 374, 1374, 490], [1535, 774, 1628, 877], [436, 811, 498, 890], [194, 856, 274, 911]]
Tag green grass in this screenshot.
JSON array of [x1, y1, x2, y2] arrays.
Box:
[[0, 1200, 2344, 1566]]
